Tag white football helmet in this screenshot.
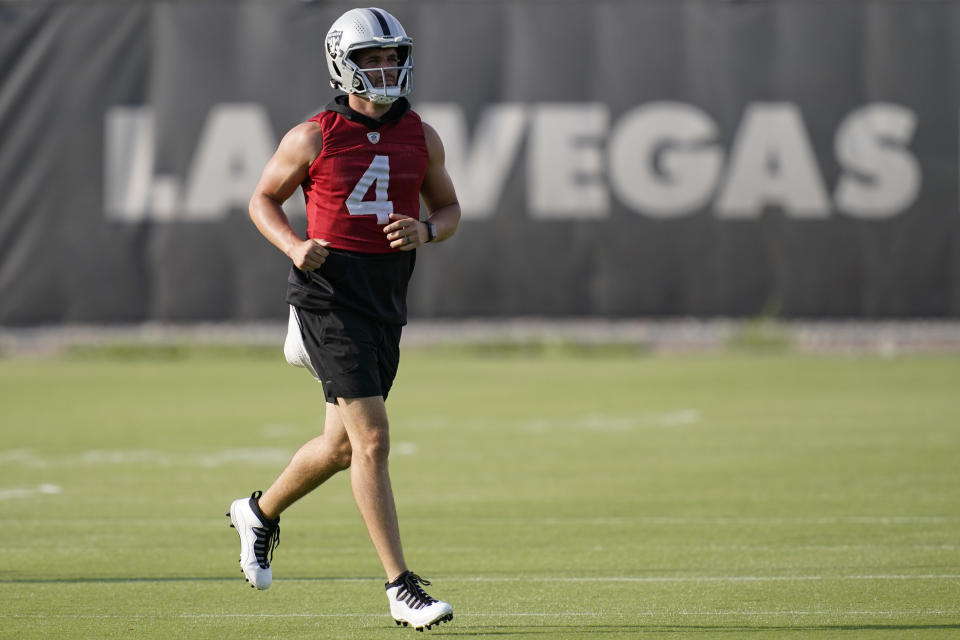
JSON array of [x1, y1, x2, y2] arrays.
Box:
[[325, 7, 414, 104]]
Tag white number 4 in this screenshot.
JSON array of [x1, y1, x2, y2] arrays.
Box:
[[346, 155, 393, 225]]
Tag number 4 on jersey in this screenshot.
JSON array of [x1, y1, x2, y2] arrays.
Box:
[[346, 155, 393, 225]]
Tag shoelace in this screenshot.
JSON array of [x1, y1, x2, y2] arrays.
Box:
[[252, 523, 280, 569], [395, 572, 438, 610]]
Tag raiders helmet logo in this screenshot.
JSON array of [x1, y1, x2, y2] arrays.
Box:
[[326, 31, 343, 58], [367, 132, 381, 144]]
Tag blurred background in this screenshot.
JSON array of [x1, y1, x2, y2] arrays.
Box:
[[1, 0, 959, 350]]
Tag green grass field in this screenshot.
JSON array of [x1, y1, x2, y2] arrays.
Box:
[[1, 344, 959, 639]]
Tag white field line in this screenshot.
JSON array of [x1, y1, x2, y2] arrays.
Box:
[[0, 484, 61, 501], [458, 574, 960, 583], [521, 516, 960, 525], [0, 448, 296, 468], [0, 446, 422, 469], [265, 574, 960, 584], [10, 516, 960, 527], [260, 574, 960, 583], [9, 538, 959, 553]]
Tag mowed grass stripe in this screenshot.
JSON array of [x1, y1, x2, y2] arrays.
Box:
[[4, 609, 958, 619], [3, 573, 960, 584]]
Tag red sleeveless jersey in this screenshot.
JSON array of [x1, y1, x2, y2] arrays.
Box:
[[301, 107, 429, 253]]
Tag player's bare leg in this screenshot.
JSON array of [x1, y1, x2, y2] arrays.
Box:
[[335, 395, 407, 580], [228, 403, 351, 589], [258, 404, 353, 519], [336, 395, 452, 630]]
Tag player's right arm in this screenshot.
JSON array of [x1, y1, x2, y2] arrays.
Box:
[[249, 121, 329, 271]]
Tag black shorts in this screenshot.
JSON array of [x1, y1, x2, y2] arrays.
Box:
[[295, 306, 402, 402]]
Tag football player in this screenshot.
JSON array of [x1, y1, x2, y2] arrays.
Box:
[[228, 7, 459, 631]]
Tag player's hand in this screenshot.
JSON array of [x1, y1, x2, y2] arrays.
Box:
[[288, 238, 330, 271], [384, 213, 425, 251]]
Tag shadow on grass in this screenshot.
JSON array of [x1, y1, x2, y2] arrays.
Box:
[[0, 576, 385, 584], [441, 624, 960, 636]]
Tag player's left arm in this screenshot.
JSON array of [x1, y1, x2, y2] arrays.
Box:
[[385, 122, 461, 250], [419, 122, 461, 243]]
